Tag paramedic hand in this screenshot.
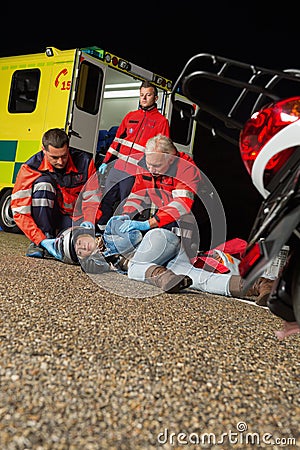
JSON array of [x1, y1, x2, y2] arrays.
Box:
[[80, 221, 95, 229], [119, 220, 150, 233], [98, 163, 108, 175], [40, 239, 63, 260]]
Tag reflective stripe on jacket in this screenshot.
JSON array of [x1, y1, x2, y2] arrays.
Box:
[[122, 152, 201, 227], [103, 106, 170, 175], [11, 148, 101, 244]]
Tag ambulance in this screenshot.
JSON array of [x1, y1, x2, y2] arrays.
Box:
[[0, 45, 197, 233]]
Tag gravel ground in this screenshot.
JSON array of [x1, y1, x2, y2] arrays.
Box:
[[0, 231, 299, 450]]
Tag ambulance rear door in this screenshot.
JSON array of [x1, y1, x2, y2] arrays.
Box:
[[68, 50, 107, 155]]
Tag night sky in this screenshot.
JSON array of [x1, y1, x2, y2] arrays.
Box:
[[2, 4, 298, 244], [1, 5, 298, 81]]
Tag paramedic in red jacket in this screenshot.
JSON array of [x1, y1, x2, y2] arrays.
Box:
[[11, 128, 101, 259], [97, 80, 170, 232], [115, 133, 202, 257]]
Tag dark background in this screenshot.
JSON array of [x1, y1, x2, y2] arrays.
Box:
[[2, 5, 298, 246]]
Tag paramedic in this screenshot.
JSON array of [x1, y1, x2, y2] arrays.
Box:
[[97, 80, 170, 232], [114, 133, 202, 257], [11, 128, 101, 259]]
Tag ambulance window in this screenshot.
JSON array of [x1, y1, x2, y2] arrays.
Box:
[[76, 61, 103, 114], [169, 100, 194, 146], [8, 69, 40, 113]]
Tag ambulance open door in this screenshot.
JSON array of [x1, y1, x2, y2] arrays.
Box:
[[68, 51, 106, 156]]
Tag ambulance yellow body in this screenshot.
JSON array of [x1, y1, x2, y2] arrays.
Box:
[[0, 46, 196, 232]]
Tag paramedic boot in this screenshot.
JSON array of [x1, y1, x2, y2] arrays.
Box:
[[145, 265, 192, 293], [26, 242, 45, 258], [41, 233, 55, 259], [229, 275, 274, 306], [26, 232, 55, 259]]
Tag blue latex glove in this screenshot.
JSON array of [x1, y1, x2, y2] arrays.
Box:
[[119, 220, 150, 233], [107, 215, 130, 226], [80, 221, 95, 229], [98, 163, 108, 174], [40, 239, 63, 260]]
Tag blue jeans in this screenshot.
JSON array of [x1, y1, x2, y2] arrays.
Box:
[[128, 228, 232, 296]]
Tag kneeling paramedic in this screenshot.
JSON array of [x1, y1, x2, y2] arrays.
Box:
[[11, 128, 102, 259]]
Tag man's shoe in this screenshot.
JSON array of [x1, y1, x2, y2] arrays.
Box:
[[229, 275, 274, 305], [252, 277, 275, 306], [145, 265, 193, 293], [26, 242, 45, 258]]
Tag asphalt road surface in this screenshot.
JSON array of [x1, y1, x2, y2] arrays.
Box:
[[0, 231, 299, 449]]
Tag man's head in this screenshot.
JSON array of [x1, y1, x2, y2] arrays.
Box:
[[145, 134, 177, 176], [74, 232, 99, 258], [139, 81, 158, 111], [55, 226, 110, 274], [42, 128, 70, 170], [54, 226, 101, 263]]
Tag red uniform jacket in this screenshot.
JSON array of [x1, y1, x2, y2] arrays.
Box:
[[122, 151, 201, 227], [11, 148, 101, 244], [102, 106, 170, 175]]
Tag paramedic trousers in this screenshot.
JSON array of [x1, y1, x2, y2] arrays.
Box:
[[32, 174, 73, 237], [97, 165, 135, 231], [127, 228, 233, 296]]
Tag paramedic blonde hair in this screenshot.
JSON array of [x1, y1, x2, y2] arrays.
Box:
[[145, 134, 177, 155]]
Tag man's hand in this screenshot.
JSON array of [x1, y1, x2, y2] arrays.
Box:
[[40, 239, 63, 260], [108, 215, 129, 223], [98, 163, 108, 174], [119, 220, 150, 233], [80, 221, 95, 229]]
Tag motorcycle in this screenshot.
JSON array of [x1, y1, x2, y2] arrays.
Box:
[[171, 53, 300, 328]]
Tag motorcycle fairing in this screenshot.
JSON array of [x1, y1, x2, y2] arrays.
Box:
[[247, 149, 300, 246], [239, 204, 300, 289], [268, 238, 300, 322], [171, 54, 300, 325], [251, 120, 300, 197], [238, 148, 300, 288]]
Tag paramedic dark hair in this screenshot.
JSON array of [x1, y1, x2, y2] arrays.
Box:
[[42, 128, 69, 150], [140, 80, 158, 97]]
